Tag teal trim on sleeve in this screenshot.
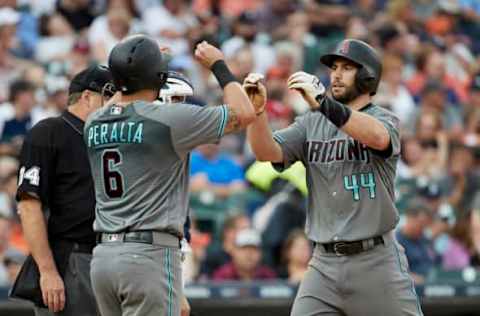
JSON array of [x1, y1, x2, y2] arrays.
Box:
[[218, 105, 228, 138], [273, 134, 285, 144]]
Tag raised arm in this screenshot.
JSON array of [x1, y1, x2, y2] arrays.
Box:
[[243, 73, 283, 162], [194, 41, 255, 134], [288, 71, 390, 151]]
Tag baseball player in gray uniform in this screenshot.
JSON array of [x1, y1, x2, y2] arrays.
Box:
[[245, 39, 423, 315], [84, 34, 255, 316]]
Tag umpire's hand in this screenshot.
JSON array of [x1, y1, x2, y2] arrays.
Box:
[[40, 269, 65, 312], [194, 41, 224, 68]]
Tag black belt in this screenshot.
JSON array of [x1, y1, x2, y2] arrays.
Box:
[[96, 231, 180, 248], [321, 236, 384, 256], [71, 242, 95, 254]]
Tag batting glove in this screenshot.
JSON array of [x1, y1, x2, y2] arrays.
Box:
[[243, 73, 267, 116], [287, 71, 325, 109]]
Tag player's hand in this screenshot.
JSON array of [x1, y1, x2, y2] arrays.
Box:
[[194, 41, 224, 68], [181, 294, 191, 316], [40, 270, 65, 312], [287, 71, 325, 110], [243, 73, 267, 116]]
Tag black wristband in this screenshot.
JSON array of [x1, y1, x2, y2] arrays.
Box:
[[314, 95, 352, 128], [211, 60, 237, 89]]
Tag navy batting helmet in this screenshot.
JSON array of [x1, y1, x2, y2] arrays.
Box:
[[108, 34, 170, 94], [320, 39, 382, 96]]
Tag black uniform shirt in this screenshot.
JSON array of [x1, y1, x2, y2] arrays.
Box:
[[16, 110, 96, 244]]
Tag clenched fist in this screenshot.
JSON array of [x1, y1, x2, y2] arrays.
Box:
[[194, 41, 225, 68], [243, 73, 267, 115], [287, 71, 325, 109]]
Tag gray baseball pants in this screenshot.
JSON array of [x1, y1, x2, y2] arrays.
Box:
[[291, 232, 423, 316], [90, 238, 182, 316], [34, 252, 97, 316]]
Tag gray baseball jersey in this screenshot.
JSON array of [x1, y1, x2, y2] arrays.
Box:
[[273, 103, 401, 243], [84, 101, 228, 237]]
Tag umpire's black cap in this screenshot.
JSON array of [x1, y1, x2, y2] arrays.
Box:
[[69, 65, 116, 97]]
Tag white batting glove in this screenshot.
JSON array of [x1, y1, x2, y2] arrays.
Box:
[[287, 71, 325, 109]]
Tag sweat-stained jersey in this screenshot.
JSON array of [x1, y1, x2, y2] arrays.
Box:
[[84, 101, 228, 237], [273, 103, 401, 243]]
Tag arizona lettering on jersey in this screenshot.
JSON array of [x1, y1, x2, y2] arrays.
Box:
[[305, 139, 370, 164]]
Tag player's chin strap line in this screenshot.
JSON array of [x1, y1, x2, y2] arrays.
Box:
[[314, 95, 352, 128]]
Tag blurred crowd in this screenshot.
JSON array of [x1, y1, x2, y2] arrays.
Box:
[[1, 0, 480, 288]]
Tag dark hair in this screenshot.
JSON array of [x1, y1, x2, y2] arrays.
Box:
[[281, 229, 308, 265], [221, 213, 246, 240], [9, 80, 35, 103]]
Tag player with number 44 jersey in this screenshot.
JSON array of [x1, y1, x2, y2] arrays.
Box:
[[245, 39, 423, 316]]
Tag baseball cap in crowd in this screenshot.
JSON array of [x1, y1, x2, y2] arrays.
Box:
[[68, 65, 116, 97], [404, 198, 433, 217], [0, 7, 20, 26], [235, 229, 261, 248]]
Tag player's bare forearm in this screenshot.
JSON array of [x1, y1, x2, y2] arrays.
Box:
[[18, 196, 58, 274], [223, 82, 255, 134], [247, 113, 283, 162], [341, 111, 390, 151]]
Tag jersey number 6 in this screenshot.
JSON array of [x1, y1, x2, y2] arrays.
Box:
[[102, 149, 124, 198]]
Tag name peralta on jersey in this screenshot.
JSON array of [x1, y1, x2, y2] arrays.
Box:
[[84, 101, 228, 236], [273, 104, 401, 243]]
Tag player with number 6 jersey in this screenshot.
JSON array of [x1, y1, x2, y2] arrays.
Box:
[[84, 35, 255, 316]]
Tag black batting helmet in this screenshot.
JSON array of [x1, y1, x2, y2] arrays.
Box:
[[108, 34, 170, 94], [320, 39, 382, 96]]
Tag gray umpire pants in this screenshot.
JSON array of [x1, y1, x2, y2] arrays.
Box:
[[90, 238, 182, 316], [34, 252, 97, 316], [291, 232, 423, 316]]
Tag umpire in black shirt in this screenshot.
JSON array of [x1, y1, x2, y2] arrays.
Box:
[[16, 65, 115, 315]]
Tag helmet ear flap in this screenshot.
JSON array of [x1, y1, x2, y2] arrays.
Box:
[[355, 67, 377, 96]]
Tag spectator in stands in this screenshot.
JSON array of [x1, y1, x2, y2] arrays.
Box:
[[414, 81, 463, 138], [36, 13, 75, 64], [0, 7, 32, 102], [0, 213, 12, 287], [375, 53, 416, 125], [190, 144, 245, 199], [221, 11, 276, 74], [468, 193, 480, 267], [396, 199, 436, 284], [3, 248, 25, 286], [89, 2, 142, 63], [55, 0, 96, 31], [200, 213, 250, 277], [305, 0, 351, 39], [1, 80, 36, 143], [143, 0, 198, 56], [406, 46, 464, 105], [256, 0, 298, 41], [441, 144, 480, 216], [278, 229, 311, 284], [212, 228, 276, 281], [464, 74, 480, 146], [442, 214, 473, 270]]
